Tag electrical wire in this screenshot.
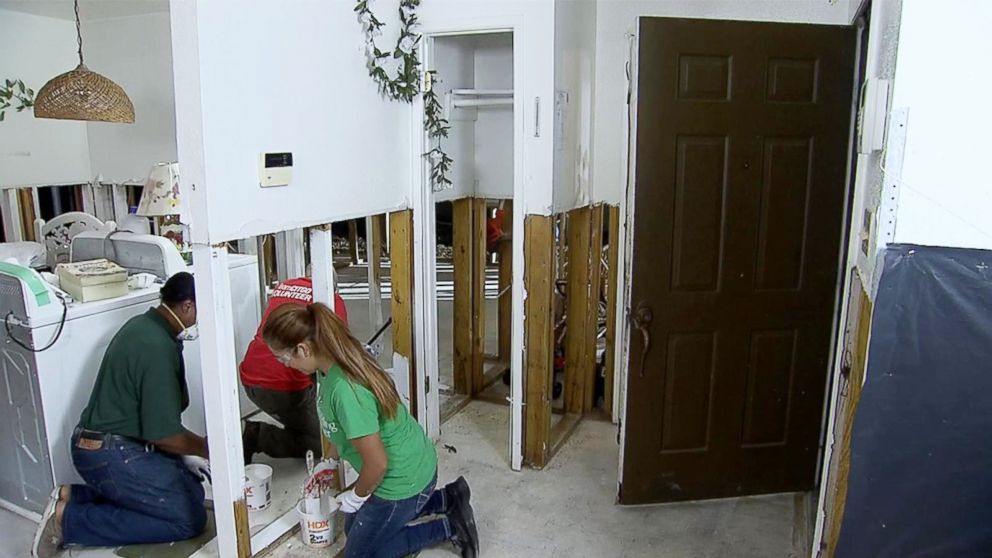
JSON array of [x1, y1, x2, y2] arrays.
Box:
[[5, 293, 69, 353]]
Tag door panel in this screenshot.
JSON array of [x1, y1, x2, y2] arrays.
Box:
[[622, 18, 855, 504]]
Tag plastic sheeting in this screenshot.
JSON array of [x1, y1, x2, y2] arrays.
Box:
[[837, 244, 992, 556]]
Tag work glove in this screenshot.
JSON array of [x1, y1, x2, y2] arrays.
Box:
[[182, 455, 212, 483], [336, 488, 370, 514]]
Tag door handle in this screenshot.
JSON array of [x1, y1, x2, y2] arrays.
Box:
[[631, 303, 654, 377]]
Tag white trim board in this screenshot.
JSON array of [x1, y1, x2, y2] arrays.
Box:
[[412, 22, 526, 471]]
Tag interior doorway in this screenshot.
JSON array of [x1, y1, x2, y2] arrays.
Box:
[[620, 17, 858, 505], [418, 31, 518, 464]]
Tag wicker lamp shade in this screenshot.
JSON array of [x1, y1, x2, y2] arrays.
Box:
[[34, 64, 134, 123], [33, 0, 134, 124]]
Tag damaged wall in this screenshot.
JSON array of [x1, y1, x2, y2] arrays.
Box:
[[172, 0, 412, 244]]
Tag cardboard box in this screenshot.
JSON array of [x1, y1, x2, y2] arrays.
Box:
[[56, 259, 128, 302]]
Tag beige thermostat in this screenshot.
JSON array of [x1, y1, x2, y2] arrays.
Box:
[[259, 152, 293, 188]]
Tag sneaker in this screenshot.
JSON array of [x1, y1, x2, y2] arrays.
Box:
[[32, 487, 63, 558], [446, 480, 479, 558], [444, 476, 471, 514], [243, 421, 261, 464]]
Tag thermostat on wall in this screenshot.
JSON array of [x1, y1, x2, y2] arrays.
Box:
[[258, 152, 293, 188]]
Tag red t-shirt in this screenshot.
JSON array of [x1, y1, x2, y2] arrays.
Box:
[[239, 277, 348, 391], [486, 209, 505, 252]]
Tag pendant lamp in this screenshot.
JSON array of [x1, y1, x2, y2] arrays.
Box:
[[34, 0, 134, 123]]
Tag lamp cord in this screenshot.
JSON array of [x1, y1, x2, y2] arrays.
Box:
[[75, 0, 84, 66]]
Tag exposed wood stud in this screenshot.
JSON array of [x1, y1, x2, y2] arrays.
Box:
[[523, 215, 555, 468], [390, 209, 417, 416], [348, 219, 360, 264], [564, 206, 592, 414], [368, 214, 385, 331], [370, 214, 386, 269], [452, 199, 473, 395], [498, 201, 514, 360], [604, 205, 621, 417], [472, 198, 488, 395], [234, 500, 252, 557], [584, 205, 605, 412], [18, 188, 36, 242], [824, 285, 873, 557]]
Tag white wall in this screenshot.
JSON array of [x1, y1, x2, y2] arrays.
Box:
[[432, 35, 477, 203], [553, 0, 597, 212], [473, 33, 514, 200], [85, 12, 177, 184], [592, 0, 853, 205], [417, 0, 556, 216], [0, 9, 92, 187], [172, 0, 413, 244], [889, 0, 992, 250]]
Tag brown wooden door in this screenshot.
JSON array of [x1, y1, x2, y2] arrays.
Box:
[[621, 18, 855, 504]]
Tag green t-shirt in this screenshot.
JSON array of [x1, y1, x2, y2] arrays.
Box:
[[79, 309, 189, 441], [317, 365, 437, 500]]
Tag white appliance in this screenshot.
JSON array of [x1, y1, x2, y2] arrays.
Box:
[[0, 234, 259, 518]]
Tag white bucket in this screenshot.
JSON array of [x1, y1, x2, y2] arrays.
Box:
[[244, 464, 273, 511], [297, 495, 338, 548]]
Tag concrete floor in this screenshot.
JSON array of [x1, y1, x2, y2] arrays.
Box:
[[1, 260, 799, 557], [0, 401, 799, 558], [263, 401, 800, 558]]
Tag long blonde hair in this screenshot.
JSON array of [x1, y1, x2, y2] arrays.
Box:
[[263, 302, 401, 419]]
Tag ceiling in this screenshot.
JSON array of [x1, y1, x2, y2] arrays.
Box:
[[0, 0, 168, 20]]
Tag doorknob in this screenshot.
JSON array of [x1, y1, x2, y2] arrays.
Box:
[[631, 302, 654, 378]]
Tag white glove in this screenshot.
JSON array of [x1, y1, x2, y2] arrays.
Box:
[[182, 455, 212, 483], [336, 488, 370, 514]]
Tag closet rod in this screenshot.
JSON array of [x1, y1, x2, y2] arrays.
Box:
[[452, 98, 514, 108], [451, 89, 513, 97]]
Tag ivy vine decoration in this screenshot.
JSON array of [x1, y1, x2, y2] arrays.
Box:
[[355, 0, 422, 102], [354, 1, 452, 190], [0, 79, 35, 122], [423, 71, 453, 192]]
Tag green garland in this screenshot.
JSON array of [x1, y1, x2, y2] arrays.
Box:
[[355, 0, 422, 102], [0, 79, 35, 122], [423, 71, 452, 192], [354, 1, 452, 191]]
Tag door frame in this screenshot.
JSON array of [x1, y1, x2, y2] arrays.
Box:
[[616, 15, 868, 503], [410, 22, 526, 471]]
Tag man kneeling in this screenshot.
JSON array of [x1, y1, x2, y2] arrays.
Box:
[[33, 272, 211, 557]]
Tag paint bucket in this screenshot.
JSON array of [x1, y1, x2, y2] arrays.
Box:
[[244, 464, 273, 511], [297, 495, 338, 548]]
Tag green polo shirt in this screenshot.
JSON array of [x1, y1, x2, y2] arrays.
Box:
[[79, 308, 189, 441], [317, 365, 437, 500]]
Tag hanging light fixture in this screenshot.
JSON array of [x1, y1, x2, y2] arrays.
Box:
[[34, 0, 134, 123]]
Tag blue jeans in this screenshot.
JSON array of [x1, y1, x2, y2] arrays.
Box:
[[61, 428, 207, 547], [343, 475, 451, 558]]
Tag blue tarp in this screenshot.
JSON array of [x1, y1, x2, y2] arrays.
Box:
[[837, 244, 992, 557]]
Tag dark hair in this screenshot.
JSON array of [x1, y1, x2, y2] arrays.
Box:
[[161, 272, 196, 306]]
